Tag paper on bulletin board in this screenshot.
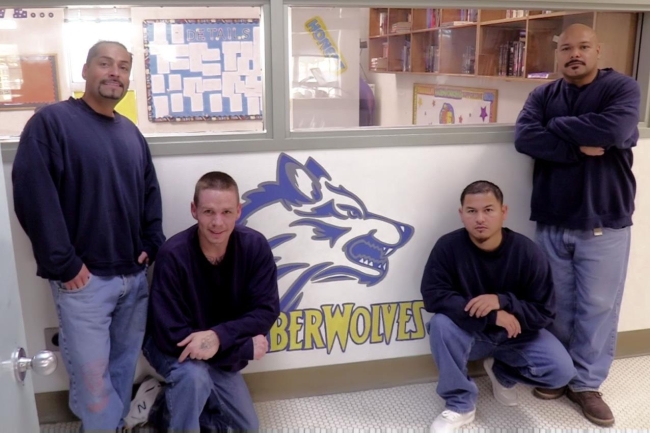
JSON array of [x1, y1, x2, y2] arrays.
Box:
[[413, 84, 497, 126], [73, 90, 138, 124]]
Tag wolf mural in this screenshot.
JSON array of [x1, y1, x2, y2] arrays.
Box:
[[239, 153, 414, 314]]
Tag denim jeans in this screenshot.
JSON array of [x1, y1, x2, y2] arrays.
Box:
[[143, 337, 259, 432], [535, 224, 631, 391], [427, 314, 575, 413], [49, 269, 149, 432]]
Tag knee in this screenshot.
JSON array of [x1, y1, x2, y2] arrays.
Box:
[[169, 361, 212, 395], [552, 352, 577, 387], [428, 314, 460, 338]]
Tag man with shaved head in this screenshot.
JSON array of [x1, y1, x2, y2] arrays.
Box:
[[514, 24, 640, 426]]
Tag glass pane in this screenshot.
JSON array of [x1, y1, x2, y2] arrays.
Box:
[[288, 6, 642, 131], [0, 6, 265, 138]]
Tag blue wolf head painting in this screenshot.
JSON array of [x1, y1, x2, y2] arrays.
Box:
[[239, 153, 414, 314]]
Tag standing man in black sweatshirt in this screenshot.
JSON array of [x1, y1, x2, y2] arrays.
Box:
[[514, 24, 640, 426], [421, 181, 575, 433], [12, 41, 164, 432]]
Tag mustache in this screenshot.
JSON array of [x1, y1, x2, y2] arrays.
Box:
[[565, 60, 585, 67]]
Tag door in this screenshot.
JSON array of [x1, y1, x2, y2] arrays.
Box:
[[0, 159, 46, 432]]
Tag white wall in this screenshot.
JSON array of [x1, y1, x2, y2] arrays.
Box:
[[4, 137, 650, 393]]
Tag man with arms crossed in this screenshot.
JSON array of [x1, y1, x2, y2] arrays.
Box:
[[515, 24, 640, 426]]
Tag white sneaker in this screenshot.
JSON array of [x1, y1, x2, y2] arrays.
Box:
[[123, 376, 163, 429], [483, 357, 518, 406], [430, 409, 476, 433]]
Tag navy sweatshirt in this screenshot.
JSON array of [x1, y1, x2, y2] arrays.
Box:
[[514, 69, 640, 230], [12, 98, 165, 282], [420, 228, 555, 334], [147, 224, 280, 372]]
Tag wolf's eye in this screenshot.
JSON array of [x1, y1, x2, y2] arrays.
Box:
[[338, 205, 362, 219]]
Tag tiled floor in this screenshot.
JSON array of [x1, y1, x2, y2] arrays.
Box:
[[41, 356, 650, 433]]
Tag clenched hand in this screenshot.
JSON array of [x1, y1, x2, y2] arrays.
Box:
[[252, 335, 269, 360]]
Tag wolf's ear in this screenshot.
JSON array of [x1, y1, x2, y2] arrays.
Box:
[[277, 153, 330, 204]]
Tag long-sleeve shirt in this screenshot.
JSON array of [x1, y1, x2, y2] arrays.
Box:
[[12, 97, 165, 282], [514, 68, 640, 230], [421, 228, 555, 334], [148, 224, 280, 372]]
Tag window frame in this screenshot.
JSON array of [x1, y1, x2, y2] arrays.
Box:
[[1, 0, 649, 163]]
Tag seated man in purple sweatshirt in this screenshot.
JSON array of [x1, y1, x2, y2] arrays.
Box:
[[515, 24, 640, 426], [421, 181, 575, 433], [144, 171, 280, 431]]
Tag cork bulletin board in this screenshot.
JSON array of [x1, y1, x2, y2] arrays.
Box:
[[0, 55, 60, 110]]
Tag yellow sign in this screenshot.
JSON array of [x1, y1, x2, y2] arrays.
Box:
[[304, 16, 348, 74], [73, 90, 138, 125], [270, 301, 426, 353]]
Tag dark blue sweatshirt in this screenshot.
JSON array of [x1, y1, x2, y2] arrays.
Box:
[[514, 69, 640, 230], [147, 224, 280, 372], [420, 228, 555, 334], [12, 97, 165, 282]]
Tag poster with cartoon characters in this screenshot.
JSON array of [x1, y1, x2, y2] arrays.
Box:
[[413, 84, 497, 126]]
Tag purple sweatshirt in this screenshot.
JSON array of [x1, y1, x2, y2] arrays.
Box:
[[515, 68, 640, 230], [147, 224, 279, 372]]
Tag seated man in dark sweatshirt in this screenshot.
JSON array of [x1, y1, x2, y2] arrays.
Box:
[[421, 181, 575, 433], [144, 171, 280, 432]]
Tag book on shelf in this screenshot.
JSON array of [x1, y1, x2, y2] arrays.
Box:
[[391, 21, 412, 34], [440, 21, 476, 27], [498, 30, 526, 77], [506, 9, 528, 18], [459, 9, 478, 22], [425, 9, 441, 29]]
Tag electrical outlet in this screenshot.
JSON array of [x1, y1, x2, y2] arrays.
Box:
[[44, 327, 60, 352]]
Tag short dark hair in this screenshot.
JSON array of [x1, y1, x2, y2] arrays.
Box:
[[193, 172, 239, 205], [460, 180, 504, 205], [85, 41, 132, 65]]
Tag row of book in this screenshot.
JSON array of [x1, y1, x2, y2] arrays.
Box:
[[506, 9, 554, 18], [498, 40, 526, 77]]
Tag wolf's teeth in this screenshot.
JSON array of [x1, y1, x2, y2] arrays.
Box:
[[359, 259, 364, 264]]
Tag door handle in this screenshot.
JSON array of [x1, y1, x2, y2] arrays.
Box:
[[1, 347, 58, 383]]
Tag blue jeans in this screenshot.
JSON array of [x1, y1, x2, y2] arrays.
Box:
[[143, 337, 259, 432], [427, 314, 575, 413], [536, 224, 631, 391], [49, 269, 149, 431]]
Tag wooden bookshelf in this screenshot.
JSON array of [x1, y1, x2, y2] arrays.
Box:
[[368, 8, 639, 80]]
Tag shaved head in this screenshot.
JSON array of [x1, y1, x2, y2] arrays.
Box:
[[559, 23, 599, 46], [556, 24, 600, 86]]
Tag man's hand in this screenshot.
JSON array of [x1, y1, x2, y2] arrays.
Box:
[[579, 146, 605, 156], [465, 294, 500, 318], [63, 264, 91, 290], [252, 335, 268, 360], [178, 330, 220, 362], [138, 252, 149, 265], [496, 310, 521, 338]]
